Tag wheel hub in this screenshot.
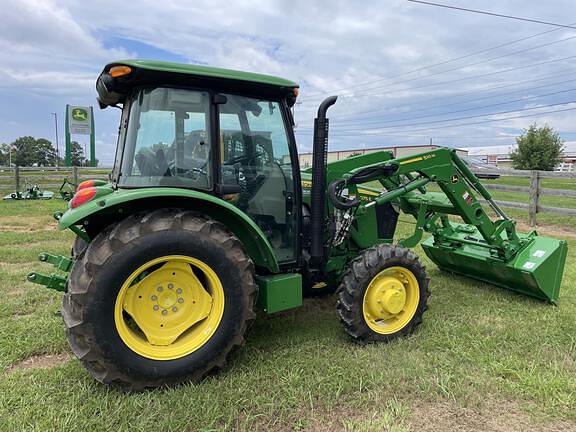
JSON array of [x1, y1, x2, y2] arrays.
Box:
[[364, 276, 407, 319], [121, 261, 213, 346], [362, 266, 420, 335], [381, 286, 406, 314], [156, 288, 179, 310]]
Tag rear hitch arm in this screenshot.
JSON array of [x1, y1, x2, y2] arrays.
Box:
[[26, 252, 73, 292]]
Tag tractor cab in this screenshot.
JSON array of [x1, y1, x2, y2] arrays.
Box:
[[99, 61, 301, 263]]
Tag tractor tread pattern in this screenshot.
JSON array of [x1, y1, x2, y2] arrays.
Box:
[[63, 209, 256, 391], [336, 244, 430, 343]]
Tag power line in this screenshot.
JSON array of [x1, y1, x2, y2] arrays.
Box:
[[328, 71, 576, 121], [330, 54, 576, 101], [303, 34, 576, 103], [318, 104, 576, 135], [300, 101, 576, 132], [302, 21, 573, 100], [330, 88, 576, 126], [407, 1, 576, 30], [332, 71, 576, 121], [334, 101, 576, 131]]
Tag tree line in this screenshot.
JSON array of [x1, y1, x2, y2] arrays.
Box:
[[0, 136, 94, 167]]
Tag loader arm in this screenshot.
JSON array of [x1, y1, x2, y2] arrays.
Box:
[[327, 148, 567, 303]]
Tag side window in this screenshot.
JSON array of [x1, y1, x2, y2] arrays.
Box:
[[219, 95, 296, 262], [121, 88, 211, 189]]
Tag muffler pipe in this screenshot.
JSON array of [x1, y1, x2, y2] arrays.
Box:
[[310, 96, 338, 268]]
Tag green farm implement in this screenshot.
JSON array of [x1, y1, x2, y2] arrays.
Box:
[[3, 180, 54, 200], [28, 60, 567, 390], [58, 177, 77, 201]]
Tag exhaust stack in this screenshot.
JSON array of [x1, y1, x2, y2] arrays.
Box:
[[310, 96, 338, 268]]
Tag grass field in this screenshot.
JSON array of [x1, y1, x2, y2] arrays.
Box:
[[0, 196, 575, 431]]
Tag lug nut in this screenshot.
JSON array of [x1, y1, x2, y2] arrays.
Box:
[[172, 306, 177, 312], [176, 288, 182, 294], [168, 283, 174, 289], [151, 295, 157, 301], [178, 298, 184, 304], [162, 309, 168, 315], [153, 305, 159, 311], [157, 286, 163, 292]]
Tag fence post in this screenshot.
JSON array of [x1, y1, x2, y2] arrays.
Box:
[[528, 170, 540, 227], [72, 166, 79, 186], [14, 166, 20, 192]]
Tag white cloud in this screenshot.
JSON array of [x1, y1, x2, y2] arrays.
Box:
[[1, 0, 576, 163]]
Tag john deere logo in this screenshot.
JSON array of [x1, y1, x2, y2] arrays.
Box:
[[451, 174, 459, 184], [72, 108, 88, 121]]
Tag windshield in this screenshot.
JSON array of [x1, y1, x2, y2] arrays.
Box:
[[119, 88, 212, 189]]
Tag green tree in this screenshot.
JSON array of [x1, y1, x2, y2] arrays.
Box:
[[35, 138, 57, 166], [9, 136, 58, 166], [11, 136, 37, 166], [510, 124, 564, 171], [70, 141, 85, 166], [0, 143, 10, 166]]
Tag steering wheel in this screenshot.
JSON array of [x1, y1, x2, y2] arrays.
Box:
[[134, 147, 179, 177]]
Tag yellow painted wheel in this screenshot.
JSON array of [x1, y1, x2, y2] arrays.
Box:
[[64, 210, 256, 390], [337, 245, 429, 343], [114, 255, 225, 360], [362, 266, 420, 335]]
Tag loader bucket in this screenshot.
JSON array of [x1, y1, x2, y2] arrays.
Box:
[[421, 230, 568, 304]]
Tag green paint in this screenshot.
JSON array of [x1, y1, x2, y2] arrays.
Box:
[[58, 186, 280, 273], [302, 147, 567, 302], [255, 273, 302, 314], [26, 272, 67, 292], [89, 106, 96, 167], [65, 105, 71, 166], [110, 59, 299, 89], [38, 252, 73, 272], [422, 224, 568, 304]]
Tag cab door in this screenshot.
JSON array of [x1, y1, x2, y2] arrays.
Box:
[[218, 94, 298, 263]]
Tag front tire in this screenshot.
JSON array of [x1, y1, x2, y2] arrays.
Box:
[[62, 209, 256, 390], [337, 244, 429, 343]]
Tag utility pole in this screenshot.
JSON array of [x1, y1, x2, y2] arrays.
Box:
[[51, 112, 60, 168]]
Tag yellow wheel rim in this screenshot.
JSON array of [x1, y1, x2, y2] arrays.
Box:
[[114, 255, 225, 360], [362, 266, 420, 335]]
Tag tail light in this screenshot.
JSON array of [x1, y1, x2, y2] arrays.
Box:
[[71, 187, 97, 208]]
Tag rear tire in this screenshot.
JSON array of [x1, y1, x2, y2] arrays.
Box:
[[62, 209, 256, 390], [337, 244, 429, 343], [71, 237, 88, 258]]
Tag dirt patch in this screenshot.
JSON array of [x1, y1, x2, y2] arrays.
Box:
[[6, 353, 70, 373], [0, 225, 56, 232], [408, 399, 575, 432], [0, 215, 58, 232]]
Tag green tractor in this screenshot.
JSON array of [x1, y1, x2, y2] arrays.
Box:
[[29, 60, 567, 390]]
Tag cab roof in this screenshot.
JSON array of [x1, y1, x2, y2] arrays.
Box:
[[96, 59, 300, 108]]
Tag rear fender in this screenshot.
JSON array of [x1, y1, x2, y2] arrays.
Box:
[[58, 188, 280, 272]]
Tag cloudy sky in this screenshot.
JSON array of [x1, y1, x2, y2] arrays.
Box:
[[1, 0, 575, 165]]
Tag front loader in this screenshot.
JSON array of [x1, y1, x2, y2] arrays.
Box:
[[28, 60, 567, 390]]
